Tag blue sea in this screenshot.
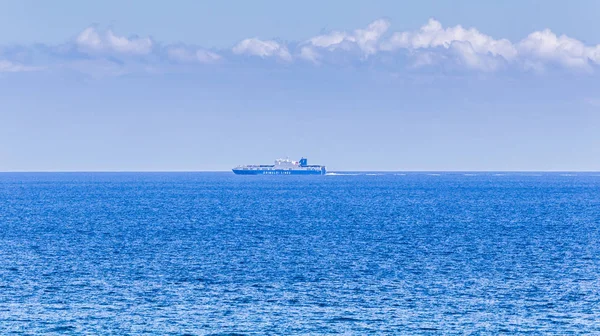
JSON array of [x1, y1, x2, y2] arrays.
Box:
[[1, 172, 599, 334]]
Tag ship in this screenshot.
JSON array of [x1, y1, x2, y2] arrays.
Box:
[[232, 157, 326, 175]]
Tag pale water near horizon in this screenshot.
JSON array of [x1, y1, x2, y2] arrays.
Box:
[[1, 173, 599, 334]]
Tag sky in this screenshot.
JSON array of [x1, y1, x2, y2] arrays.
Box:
[[1, 0, 600, 171]]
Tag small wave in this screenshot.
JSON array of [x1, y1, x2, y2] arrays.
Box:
[[366, 173, 384, 176], [325, 173, 359, 176], [560, 174, 576, 176], [427, 173, 441, 176], [394, 173, 406, 176], [47, 326, 76, 333], [329, 316, 360, 323], [463, 174, 477, 176]]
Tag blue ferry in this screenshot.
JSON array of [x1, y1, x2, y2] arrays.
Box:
[[232, 157, 326, 175]]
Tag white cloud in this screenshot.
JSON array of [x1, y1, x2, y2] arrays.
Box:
[[232, 38, 292, 62], [5, 18, 600, 75], [299, 46, 321, 64], [308, 31, 348, 49], [167, 47, 221, 63], [382, 19, 517, 59], [0, 60, 40, 72], [354, 19, 391, 56], [380, 19, 516, 71], [375, 18, 600, 72], [300, 19, 391, 63], [76, 27, 153, 55], [518, 29, 600, 70], [450, 41, 506, 72]]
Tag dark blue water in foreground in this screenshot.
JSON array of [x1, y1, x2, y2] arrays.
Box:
[[1, 172, 599, 334]]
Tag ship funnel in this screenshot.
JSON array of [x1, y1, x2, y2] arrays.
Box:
[[299, 158, 308, 166]]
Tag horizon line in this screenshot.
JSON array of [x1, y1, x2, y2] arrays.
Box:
[[1, 170, 600, 174]]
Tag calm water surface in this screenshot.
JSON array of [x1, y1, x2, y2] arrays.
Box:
[[1, 173, 599, 334]]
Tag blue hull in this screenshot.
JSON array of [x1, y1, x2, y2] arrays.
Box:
[[232, 169, 325, 175]]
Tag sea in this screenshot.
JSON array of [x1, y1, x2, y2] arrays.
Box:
[[1, 172, 599, 334]]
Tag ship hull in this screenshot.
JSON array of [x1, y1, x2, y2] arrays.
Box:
[[232, 168, 325, 175]]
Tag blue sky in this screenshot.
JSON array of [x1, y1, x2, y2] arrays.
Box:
[[1, 0, 600, 171]]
